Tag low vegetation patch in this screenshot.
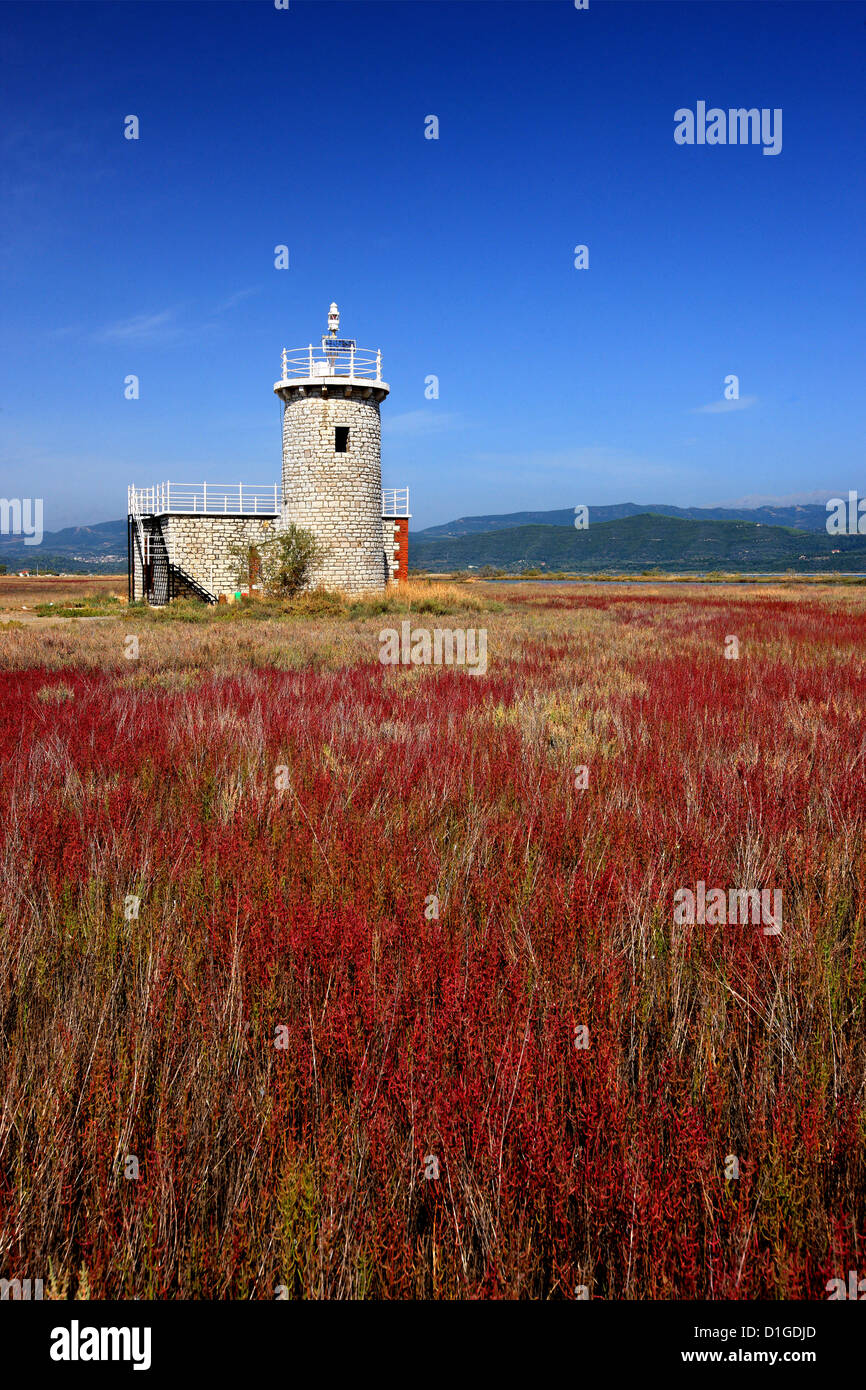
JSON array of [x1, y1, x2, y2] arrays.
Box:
[[0, 584, 864, 1297], [35, 594, 122, 618]]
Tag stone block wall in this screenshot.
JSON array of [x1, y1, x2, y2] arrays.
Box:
[[130, 514, 278, 603], [130, 509, 406, 606], [382, 516, 409, 583], [280, 387, 386, 593], [164, 515, 278, 597]]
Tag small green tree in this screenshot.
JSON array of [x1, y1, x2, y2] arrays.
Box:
[[230, 526, 326, 598], [262, 525, 327, 597]]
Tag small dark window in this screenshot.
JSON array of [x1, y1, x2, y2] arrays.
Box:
[[335, 426, 349, 453]]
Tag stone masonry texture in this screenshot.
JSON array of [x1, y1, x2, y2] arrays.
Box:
[[382, 516, 408, 584], [130, 379, 410, 605], [280, 387, 386, 593], [131, 515, 278, 603]]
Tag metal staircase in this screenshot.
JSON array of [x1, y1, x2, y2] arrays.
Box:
[[167, 560, 217, 604], [128, 487, 217, 605]]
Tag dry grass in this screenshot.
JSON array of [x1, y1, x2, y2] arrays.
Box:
[[0, 582, 864, 1298], [0, 574, 127, 610]]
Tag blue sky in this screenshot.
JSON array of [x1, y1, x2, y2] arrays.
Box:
[[1, 0, 864, 531]]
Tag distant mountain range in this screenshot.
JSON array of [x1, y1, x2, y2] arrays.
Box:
[[0, 520, 127, 570], [409, 512, 866, 574], [413, 501, 837, 539], [1, 501, 862, 576]]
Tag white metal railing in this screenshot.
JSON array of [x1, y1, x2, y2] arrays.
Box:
[[128, 482, 148, 568], [129, 494, 195, 587], [129, 479, 410, 602], [131, 482, 408, 518], [128, 492, 212, 593], [278, 344, 383, 383], [381, 487, 410, 517], [129, 482, 279, 516]]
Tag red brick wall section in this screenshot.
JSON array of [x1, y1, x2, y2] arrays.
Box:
[[393, 516, 409, 582]]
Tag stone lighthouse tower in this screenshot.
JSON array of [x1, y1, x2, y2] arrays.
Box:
[[274, 303, 390, 593]]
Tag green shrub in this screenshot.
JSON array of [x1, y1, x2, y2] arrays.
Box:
[[231, 526, 326, 599], [36, 683, 75, 703]]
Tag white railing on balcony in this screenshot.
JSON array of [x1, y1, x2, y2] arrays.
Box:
[[381, 487, 410, 517], [131, 481, 409, 520], [129, 482, 279, 516], [278, 344, 383, 383]]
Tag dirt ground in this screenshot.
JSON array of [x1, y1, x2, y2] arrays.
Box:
[[0, 574, 127, 611]]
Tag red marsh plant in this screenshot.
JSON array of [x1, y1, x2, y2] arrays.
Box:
[[0, 587, 863, 1297]]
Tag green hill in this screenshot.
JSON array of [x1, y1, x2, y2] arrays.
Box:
[[409, 513, 866, 574], [414, 501, 836, 538], [0, 519, 127, 570]]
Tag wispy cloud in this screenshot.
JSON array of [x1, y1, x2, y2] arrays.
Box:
[[214, 287, 260, 314], [692, 395, 758, 414], [55, 292, 254, 346], [384, 410, 464, 437], [92, 309, 179, 344]]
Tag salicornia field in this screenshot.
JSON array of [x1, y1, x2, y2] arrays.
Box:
[[0, 581, 864, 1298]]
